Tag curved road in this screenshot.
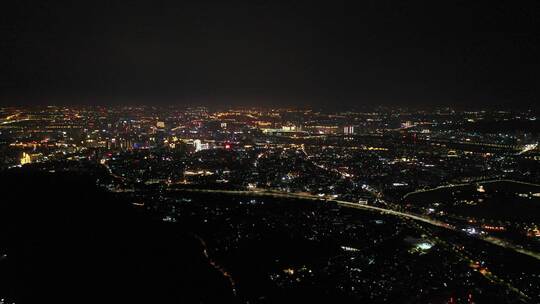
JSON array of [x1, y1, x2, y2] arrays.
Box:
[[170, 187, 540, 261]]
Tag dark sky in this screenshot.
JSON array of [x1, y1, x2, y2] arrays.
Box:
[[1, 0, 540, 108]]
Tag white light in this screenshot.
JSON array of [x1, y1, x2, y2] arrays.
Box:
[[416, 242, 433, 250]]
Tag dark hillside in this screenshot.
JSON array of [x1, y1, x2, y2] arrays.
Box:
[[0, 168, 235, 303]]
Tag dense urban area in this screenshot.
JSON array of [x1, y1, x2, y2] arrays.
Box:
[[2, 106, 540, 303]]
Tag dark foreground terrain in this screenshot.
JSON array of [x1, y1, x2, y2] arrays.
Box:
[[0, 169, 235, 303], [2, 167, 540, 303]]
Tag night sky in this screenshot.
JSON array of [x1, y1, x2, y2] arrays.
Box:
[[1, 0, 539, 108]]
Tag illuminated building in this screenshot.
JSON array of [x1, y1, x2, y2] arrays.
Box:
[[20, 152, 32, 165], [193, 139, 209, 152], [281, 125, 297, 132], [343, 125, 355, 135], [401, 121, 414, 128]]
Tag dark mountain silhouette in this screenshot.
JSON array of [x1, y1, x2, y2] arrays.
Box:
[[0, 168, 236, 303]]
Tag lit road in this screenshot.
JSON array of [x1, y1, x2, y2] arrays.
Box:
[[101, 162, 127, 182], [169, 187, 540, 262], [517, 143, 538, 155], [403, 179, 540, 200]]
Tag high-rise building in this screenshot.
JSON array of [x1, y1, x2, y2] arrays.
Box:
[[193, 139, 202, 152], [343, 126, 355, 135]]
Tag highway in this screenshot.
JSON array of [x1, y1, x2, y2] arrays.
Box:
[[403, 179, 540, 200], [169, 187, 540, 262]]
